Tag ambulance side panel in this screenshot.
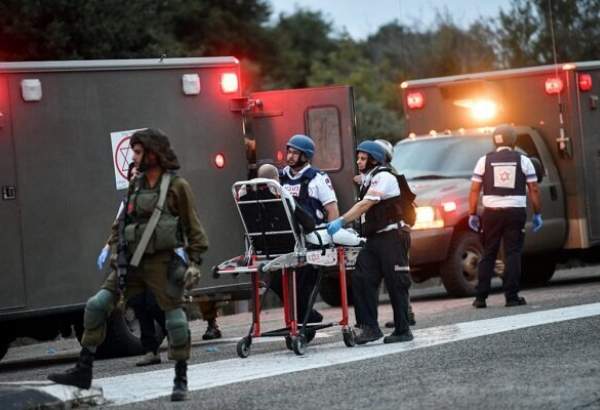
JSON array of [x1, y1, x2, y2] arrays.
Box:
[[0, 76, 26, 311], [1, 63, 246, 316], [576, 68, 600, 243]]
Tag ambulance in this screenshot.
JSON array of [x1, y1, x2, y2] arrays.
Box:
[[396, 61, 600, 296], [0, 58, 358, 360]]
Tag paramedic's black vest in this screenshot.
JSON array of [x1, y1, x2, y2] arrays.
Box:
[[279, 166, 327, 225], [359, 166, 405, 237], [483, 149, 527, 197]]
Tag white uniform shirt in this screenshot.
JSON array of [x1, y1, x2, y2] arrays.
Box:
[[471, 147, 538, 208], [281, 164, 337, 221], [362, 168, 401, 232]]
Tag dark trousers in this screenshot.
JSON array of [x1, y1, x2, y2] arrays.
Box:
[[128, 290, 167, 354], [270, 265, 320, 321], [352, 228, 412, 333], [476, 208, 527, 302]]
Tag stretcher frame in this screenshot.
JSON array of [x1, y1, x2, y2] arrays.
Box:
[[213, 179, 359, 356]]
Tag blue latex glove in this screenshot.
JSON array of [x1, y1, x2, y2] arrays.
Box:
[[468, 214, 481, 232], [175, 247, 189, 264], [532, 213, 543, 232], [326, 217, 344, 236], [96, 245, 110, 270]]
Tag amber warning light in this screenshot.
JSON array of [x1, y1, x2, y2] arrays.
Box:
[[220, 73, 239, 94]]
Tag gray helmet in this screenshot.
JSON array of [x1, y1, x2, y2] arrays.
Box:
[[492, 125, 517, 148], [374, 139, 393, 163]]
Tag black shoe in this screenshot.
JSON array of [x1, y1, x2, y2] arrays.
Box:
[[202, 322, 222, 340], [385, 317, 416, 328], [307, 310, 323, 323], [383, 330, 414, 344], [47, 347, 94, 389], [472, 298, 487, 308], [505, 297, 527, 307], [171, 361, 188, 402], [355, 326, 383, 345]]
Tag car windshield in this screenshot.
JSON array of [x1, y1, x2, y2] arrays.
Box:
[[392, 135, 494, 180]]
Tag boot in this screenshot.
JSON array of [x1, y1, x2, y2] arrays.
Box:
[[202, 320, 222, 340], [136, 351, 161, 367], [171, 360, 188, 402], [47, 347, 94, 389]]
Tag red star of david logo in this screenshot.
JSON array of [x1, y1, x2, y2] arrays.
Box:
[[499, 171, 510, 182]]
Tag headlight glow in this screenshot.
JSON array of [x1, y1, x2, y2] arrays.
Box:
[[412, 206, 444, 230]]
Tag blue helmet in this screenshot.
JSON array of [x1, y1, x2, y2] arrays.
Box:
[[286, 134, 315, 160], [357, 140, 386, 164]]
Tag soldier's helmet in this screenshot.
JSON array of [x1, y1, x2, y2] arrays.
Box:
[[357, 140, 386, 164], [130, 128, 180, 170], [492, 125, 517, 148], [286, 134, 315, 160]]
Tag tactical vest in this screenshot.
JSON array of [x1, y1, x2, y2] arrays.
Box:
[[483, 150, 527, 197], [359, 167, 412, 237], [123, 174, 183, 255], [280, 166, 327, 225]]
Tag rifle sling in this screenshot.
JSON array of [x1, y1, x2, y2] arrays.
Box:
[[130, 173, 171, 268]]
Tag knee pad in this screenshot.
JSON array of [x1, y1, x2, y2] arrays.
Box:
[[82, 289, 115, 347], [165, 308, 189, 347], [84, 289, 115, 329]]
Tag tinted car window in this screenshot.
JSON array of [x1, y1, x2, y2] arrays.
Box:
[[392, 135, 494, 180]]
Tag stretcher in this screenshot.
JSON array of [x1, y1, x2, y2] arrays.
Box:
[[213, 179, 363, 357]]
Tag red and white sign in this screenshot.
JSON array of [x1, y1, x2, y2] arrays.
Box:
[[110, 128, 145, 190]]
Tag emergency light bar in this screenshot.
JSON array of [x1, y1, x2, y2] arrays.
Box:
[[220, 73, 239, 94], [545, 77, 563, 95], [578, 73, 593, 92], [406, 91, 424, 109]]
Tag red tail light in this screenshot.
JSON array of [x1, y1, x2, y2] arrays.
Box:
[[578, 73, 593, 92], [406, 91, 425, 109], [220, 73, 239, 94], [214, 153, 225, 169], [545, 77, 563, 95], [442, 201, 457, 213]]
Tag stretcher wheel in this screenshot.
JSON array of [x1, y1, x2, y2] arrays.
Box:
[[285, 335, 293, 350], [292, 335, 306, 356], [236, 336, 252, 358], [342, 328, 356, 348]]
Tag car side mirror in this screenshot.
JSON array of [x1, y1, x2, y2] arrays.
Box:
[[530, 157, 544, 183]]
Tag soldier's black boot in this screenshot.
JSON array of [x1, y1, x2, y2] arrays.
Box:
[[202, 319, 222, 340], [47, 347, 94, 389], [171, 360, 188, 402]]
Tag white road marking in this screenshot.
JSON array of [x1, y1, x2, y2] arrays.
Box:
[[97, 303, 600, 406]]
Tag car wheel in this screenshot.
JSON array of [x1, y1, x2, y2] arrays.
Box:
[[439, 231, 483, 297]]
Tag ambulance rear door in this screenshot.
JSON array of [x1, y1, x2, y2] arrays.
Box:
[[248, 85, 358, 212]]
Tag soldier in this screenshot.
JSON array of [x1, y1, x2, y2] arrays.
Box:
[[48, 128, 208, 402], [328, 140, 413, 344], [469, 125, 542, 308]]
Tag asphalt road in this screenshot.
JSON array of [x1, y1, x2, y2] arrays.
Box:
[[2, 266, 600, 409]]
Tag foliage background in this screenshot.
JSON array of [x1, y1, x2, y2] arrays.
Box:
[[1, 0, 598, 142]]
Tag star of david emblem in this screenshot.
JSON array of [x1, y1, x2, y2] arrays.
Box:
[[499, 171, 510, 182]]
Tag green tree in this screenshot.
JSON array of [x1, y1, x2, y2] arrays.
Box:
[[263, 8, 337, 89], [496, 0, 600, 67], [0, 0, 184, 60]]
